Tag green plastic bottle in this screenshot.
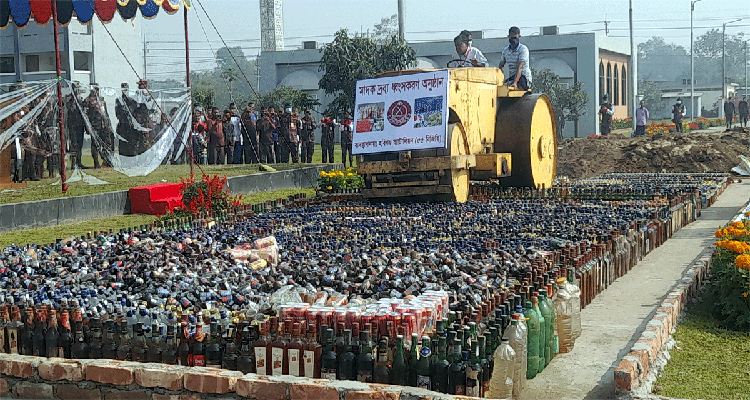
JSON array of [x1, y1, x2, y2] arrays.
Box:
[[524, 300, 539, 379], [538, 291, 554, 367], [532, 295, 546, 374]]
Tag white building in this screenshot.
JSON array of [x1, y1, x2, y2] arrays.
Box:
[[0, 18, 144, 89]]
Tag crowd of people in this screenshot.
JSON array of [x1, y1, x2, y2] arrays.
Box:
[[189, 103, 355, 168]]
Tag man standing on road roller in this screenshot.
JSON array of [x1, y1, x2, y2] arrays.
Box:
[[498, 26, 532, 91]]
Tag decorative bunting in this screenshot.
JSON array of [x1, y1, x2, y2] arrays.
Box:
[[29, 0, 51, 25], [55, 0, 74, 26], [139, 0, 159, 18], [0, 0, 188, 27], [94, 0, 117, 22], [0, 1, 10, 28], [9, 0, 30, 27], [117, 0, 140, 20], [72, 0, 95, 23]]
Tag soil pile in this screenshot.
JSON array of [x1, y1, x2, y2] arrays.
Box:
[[557, 128, 750, 180]]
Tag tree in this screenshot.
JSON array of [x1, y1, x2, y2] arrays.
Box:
[[373, 14, 398, 43], [638, 79, 663, 115], [694, 29, 747, 85], [319, 29, 416, 119], [256, 86, 321, 111], [220, 67, 238, 102], [637, 36, 689, 82], [532, 68, 589, 138]]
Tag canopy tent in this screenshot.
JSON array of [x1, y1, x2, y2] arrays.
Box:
[[0, 0, 190, 28], [0, 0, 193, 193]]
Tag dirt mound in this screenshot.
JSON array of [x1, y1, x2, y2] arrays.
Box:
[[557, 129, 750, 180]]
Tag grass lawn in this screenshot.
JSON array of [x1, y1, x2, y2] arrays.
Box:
[[0, 188, 316, 249], [0, 145, 351, 205], [654, 288, 750, 400]]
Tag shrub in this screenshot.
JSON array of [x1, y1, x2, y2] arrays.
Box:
[[708, 218, 750, 331], [694, 117, 711, 129], [159, 174, 242, 221], [612, 117, 633, 129], [319, 167, 364, 192]]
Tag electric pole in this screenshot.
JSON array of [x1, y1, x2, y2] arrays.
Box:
[[397, 0, 405, 41]]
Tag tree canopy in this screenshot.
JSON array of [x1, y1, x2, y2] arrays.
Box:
[[318, 29, 416, 119], [532, 68, 589, 138]]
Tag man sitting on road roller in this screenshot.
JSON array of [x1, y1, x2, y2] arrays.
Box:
[[451, 34, 487, 67], [498, 26, 532, 91]]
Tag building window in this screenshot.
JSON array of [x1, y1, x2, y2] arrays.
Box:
[[599, 61, 604, 99], [621, 66, 627, 106], [614, 67, 619, 106], [74, 52, 90, 72], [606, 63, 612, 100], [0, 56, 14, 74], [25, 55, 39, 72]]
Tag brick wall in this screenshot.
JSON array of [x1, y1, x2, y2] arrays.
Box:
[[0, 355, 479, 400], [613, 249, 713, 394]]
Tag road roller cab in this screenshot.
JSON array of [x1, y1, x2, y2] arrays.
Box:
[[354, 67, 557, 202]]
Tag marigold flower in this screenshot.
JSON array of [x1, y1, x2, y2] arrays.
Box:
[[735, 254, 750, 270]]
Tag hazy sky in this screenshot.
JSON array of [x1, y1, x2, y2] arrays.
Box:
[[142, 0, 749, 79]]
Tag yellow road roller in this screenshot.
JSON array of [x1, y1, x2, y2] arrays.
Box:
[[353, 67, 557, 202]]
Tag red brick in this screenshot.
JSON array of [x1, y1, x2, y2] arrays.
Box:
[[104, 389, 150, 400], [14, 381, 54, 399], [152, 395, 179, 400], [86, 362, 135, 386], [55, 384, 101, 400], [152, 395, 199, 400], [614, 356, 642, 392], [183, 369, 241, 394], [0, 355, 35, 378], [0, 378, 8, 396], [135, 366, 184, 390], [345, 390, 399, 400], [290, 381, 339, 400], [628, 349, 650, 378], [39, 359, 84, 381], [236, 376, 289, 400]]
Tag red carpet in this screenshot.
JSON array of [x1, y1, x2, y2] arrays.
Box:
[[129, 182, 184, 215]]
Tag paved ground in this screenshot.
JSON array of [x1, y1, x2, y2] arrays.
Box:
[[520, 180, 750, 400]]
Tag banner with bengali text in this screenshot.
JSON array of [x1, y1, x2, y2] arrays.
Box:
[[352, 70, 449, 155]]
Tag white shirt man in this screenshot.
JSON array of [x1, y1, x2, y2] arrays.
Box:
[[451, 35, 487, 67]]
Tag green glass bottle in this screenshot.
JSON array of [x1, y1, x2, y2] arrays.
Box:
[[525, 300, 540, 379], [416, 336, 432, 390], [448, 339, 465, 395], [478, 336, 491, 397], [431, 337, 450, 393], [532, 296, 546, 374], [391, 335, 408, 386], [465, 341, 482, 397], [356, 330, 374, 383], [408, 333, 419, 386]]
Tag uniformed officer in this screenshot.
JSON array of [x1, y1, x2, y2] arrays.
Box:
[[300, 109, 317, 163], [66, 82, 87, 169], [320, 115, 335, 163], [340, 113, 354, 167]]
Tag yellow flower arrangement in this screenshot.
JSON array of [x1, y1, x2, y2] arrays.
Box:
[[716, 240, 750, 254], [735, 254, 750, 270]]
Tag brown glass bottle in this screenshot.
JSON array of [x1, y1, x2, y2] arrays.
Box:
[[270, 320, 289, 375], [303, 323, 321, 378], [288, 322, 304, 377], [253, 321, 271, 375]]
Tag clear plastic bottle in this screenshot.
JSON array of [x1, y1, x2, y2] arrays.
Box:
[[554, 274, 582, 353], [487, 336, 515, 400], [507, 317, 527, 399]]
